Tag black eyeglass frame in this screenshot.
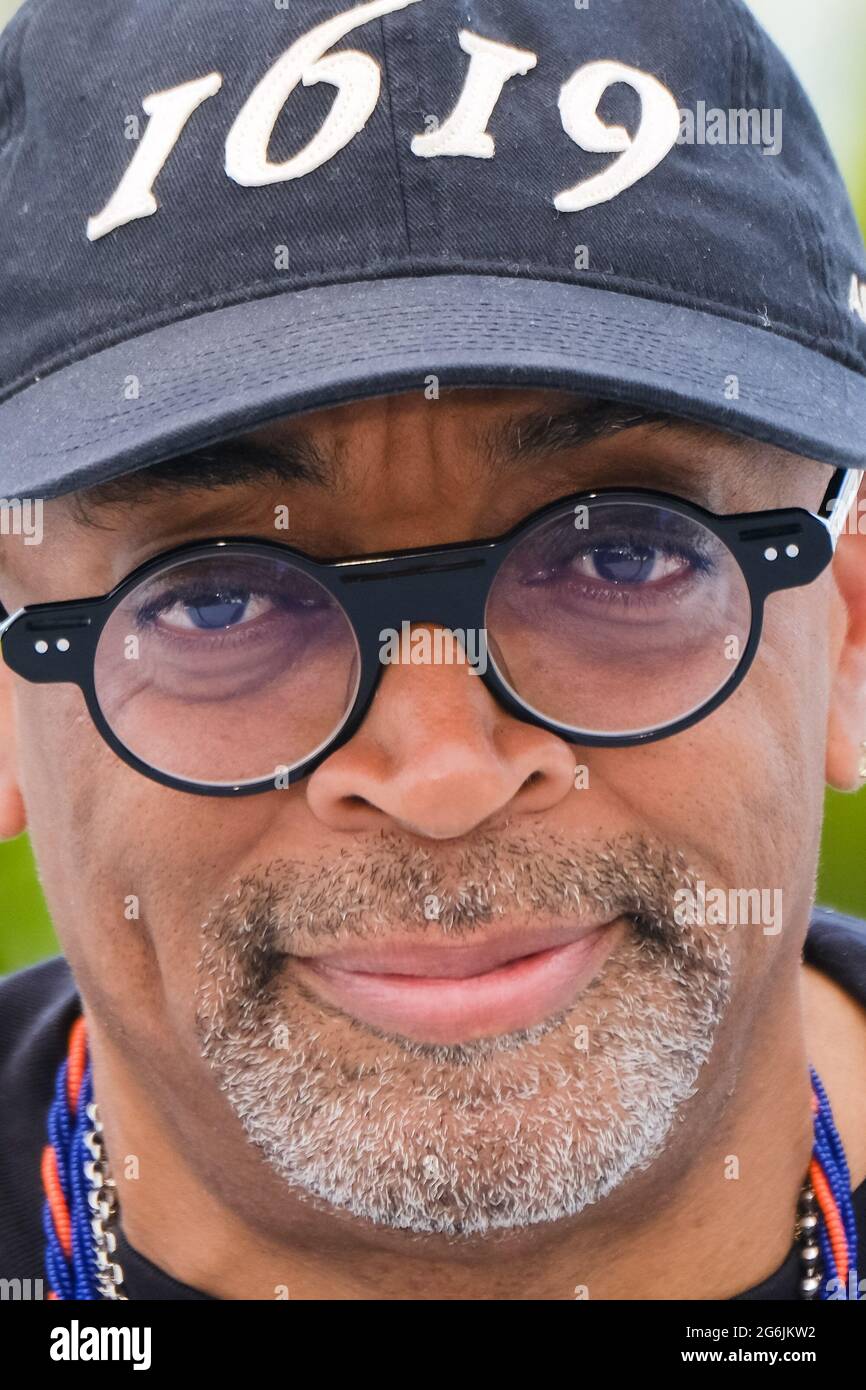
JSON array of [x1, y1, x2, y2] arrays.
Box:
[[0, 475, 857, 797]]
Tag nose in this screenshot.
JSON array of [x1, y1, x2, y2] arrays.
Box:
[[305, 626, 577, 839]]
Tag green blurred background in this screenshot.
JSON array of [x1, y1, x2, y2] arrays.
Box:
[[1, 0, 865, 974]]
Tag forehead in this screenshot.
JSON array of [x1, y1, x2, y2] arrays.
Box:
[[67, 385, 814, 516]]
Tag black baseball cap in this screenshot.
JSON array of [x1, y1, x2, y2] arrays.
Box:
[[1, 0, 866, 501]]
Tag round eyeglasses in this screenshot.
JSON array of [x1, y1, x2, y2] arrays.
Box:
[[0, 476, 859, 796]]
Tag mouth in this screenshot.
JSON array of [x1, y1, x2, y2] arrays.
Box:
[[291, 919, 628, 1044]]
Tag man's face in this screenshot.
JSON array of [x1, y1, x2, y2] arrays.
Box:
[[0, 387, 859, 1239]]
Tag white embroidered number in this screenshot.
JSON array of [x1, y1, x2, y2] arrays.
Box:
[[555, 59, 680, 213], [224, 0, 420, 187], [86, 73, 223, 242], [85, 6, 682, 240], [411, 30, 537, 159]]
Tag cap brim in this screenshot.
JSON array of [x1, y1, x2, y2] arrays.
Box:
[[2, 274, 865, 499]]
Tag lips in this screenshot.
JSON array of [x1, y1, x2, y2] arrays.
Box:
[[291, 918, 626, 1045]]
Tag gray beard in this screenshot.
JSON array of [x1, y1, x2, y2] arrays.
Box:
[[194, 832, 732, 1236]]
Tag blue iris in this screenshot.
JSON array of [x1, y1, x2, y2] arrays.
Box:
[[186, 595, 249, 629], [591, 544, 657, 584]]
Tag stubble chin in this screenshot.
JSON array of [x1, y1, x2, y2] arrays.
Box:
[[196, 916, 733, 1236]]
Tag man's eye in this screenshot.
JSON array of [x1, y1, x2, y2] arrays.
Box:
[[149, 590, 274, 632], [572, 543, 689, 586], [518, 530, 711, 591]]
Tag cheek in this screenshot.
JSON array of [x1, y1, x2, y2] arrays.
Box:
[[554, 586, 830, 949], [13, 686, 156, 1032], [15, 684, 104, 888], [747, 583, 832, 795], [14, 681, 283, 1039]]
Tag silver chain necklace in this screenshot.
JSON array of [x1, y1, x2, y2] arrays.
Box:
[[81, 1098, 824, 1301], [82, 1100, 128, 1300], [794, 1181, 824, 1299]]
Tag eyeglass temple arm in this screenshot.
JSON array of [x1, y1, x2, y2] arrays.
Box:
[[821, 467, 864, 547]]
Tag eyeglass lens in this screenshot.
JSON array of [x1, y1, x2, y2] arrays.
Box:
[[94, 554, 361, 786], [485, 500, 752, 737]]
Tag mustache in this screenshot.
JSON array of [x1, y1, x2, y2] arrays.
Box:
[[196, 831, 704, 975]]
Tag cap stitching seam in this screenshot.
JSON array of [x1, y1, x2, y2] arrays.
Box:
[[19, 335, 840, 461], [377, 15, 413, 257], [402, 2, 441, 255], [1, 263, 865, 414]]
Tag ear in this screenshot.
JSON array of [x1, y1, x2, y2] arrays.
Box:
[[0, 650, 27, 839], [826, 478, 866, 792]]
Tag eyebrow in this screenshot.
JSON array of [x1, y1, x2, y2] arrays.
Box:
[[478, 399, 688, 467], [70, 431, 337, 527], [70, 396, 728, 526]]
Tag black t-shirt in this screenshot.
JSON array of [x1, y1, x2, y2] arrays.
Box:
[[2, 908, 866, 1301]]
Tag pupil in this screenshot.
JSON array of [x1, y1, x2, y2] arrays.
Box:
[[189, 595, 247, 629], [593, 544, 655, 584]]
